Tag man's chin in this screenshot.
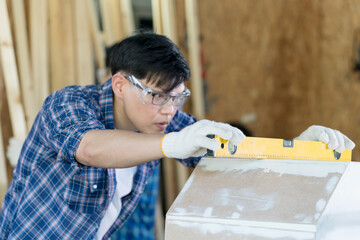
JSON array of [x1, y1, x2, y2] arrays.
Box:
[[141, 127, 165, 134]]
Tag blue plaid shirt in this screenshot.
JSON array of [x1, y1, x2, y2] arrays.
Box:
[[0, 79, 199, 239], [111, 165, 160, 240]]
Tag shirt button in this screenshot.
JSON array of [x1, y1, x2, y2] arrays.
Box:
[[145, 181, 148, 185], [121, 216, 125, 220], [93, 184, 98, 189]]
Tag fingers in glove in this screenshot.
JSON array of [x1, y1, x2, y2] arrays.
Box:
[[323, 128, 338, 150], [314, 127, 330, 144], [197, 121, 245, 146], [230, 128, 246, 146], [192, 148, 208, 157], [197, 136, 221, 152], [334, 130, 345, 153], [197, 123, 233, 141], [343, 135, 356, 150]]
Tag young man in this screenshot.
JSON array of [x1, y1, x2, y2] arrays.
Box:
[[0, 32, 355, 239]]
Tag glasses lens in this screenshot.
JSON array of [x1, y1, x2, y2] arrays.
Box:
[[152, 93, 171, 105], [173, 95, 188, 107], [126, 74, 190, 108], [131, 85, 152, 105], [152, 92, 189, 107], [140, 89, 155, 105]]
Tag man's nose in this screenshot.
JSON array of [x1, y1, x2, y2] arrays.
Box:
[[160, 100, 176, 114]]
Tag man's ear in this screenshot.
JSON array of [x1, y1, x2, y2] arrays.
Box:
[[112, 74, 128, 99]]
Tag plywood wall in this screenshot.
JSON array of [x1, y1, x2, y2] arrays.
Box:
[[182, 0, 360, 160]]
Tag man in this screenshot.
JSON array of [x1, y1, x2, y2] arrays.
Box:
[[103, 43, 161, 240], [0, 32, 355, 239]]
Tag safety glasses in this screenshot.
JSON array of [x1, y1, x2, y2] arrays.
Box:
[[123, 74, 191, 108]]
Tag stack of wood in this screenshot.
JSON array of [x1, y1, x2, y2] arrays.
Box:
[[0, 0, 203, 237], [0, 0, 134, 203]]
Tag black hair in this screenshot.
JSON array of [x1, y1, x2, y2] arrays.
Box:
[[109, 30, 191, 92]]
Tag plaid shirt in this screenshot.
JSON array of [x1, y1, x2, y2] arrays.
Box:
[[0, 79, 199, 240], [111, 165, 160, 240]]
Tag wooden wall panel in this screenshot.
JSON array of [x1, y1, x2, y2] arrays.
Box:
[[195, 0, 360, 160], [49, 0, 76, 91]]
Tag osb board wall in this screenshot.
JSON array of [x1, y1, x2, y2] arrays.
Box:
[[190, 0, 360, 160]]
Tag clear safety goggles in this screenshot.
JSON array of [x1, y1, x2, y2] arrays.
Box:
[[123, 74, 191, 108]]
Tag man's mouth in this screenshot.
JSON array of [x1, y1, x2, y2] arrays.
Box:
[[156, 122, 169, 130]]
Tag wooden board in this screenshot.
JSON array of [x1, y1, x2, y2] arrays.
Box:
[[108, 0, 125, 43], [195, 0, 360, 160], [162, 159, 178, 210], [30, 0, 49, 111], [185, 0, 205, 119], [74, 0, 94, 85], [86, 0, 106, 82], [120, 0, 135, 36], [100, 0, 113, 46], [0, 124, 8, 206], [0, 0, 27, 141], [152, 0, 163, 34], [0, 55, 8, 206], [10, 0, 36, 129], [49, 0, 76, 91], [161, 0, 178, 43]]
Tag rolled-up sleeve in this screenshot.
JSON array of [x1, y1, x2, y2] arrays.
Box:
[[40, 93, 105, 164]]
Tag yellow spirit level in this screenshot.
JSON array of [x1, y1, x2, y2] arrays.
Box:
[[207, 136, 351, 162]]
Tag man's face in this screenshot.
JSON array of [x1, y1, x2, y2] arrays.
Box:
[[122, 77, 186, 134]]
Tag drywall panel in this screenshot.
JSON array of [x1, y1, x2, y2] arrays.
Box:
[[165, 157, 354, 239]]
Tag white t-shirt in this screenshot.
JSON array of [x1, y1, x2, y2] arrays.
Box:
[[95, 166, 137, 239]]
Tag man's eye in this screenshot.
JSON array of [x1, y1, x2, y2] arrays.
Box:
[[155, 93, 168, 99]]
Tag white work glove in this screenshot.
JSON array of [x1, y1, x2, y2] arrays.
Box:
[[295, 125, 355, 153], [6, 137, 24, 167], [161, 119, 245, 159]]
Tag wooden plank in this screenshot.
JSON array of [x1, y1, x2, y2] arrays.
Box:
[[120, 0, 135, 36], [10, 0, 36, 129], [0, 57, 14, 180], [0, 56, 9, 206], [0, 0, 27, 142], [49, 0, 76, 92], [161, 0, 178, 43], [100, 0, 114, 46], [185, 0, 205, 119], [160, 0, 190, 189], [108, 0, 125, 42], [86, 0, 106, 81], [0, 124, 8, 206], [162, 159, 178, 210], [152, 0, 163, 34], [30, 0, 49, 111], [74, 0, 94, 85], [155, 198, 165, 240], [152, 0, 191, 209]]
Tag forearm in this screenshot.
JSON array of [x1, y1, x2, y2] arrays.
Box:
[[76, 129, 165, 168]]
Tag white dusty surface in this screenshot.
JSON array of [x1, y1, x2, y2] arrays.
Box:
[[316, 162, 360, 239], [165, 157, 354, 239]]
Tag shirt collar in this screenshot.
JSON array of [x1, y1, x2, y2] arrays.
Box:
[[100, 78, 115, 130]]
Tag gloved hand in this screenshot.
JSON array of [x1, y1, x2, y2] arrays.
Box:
[[295, 125, 355, 153], [161, 119, 245, 159]]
